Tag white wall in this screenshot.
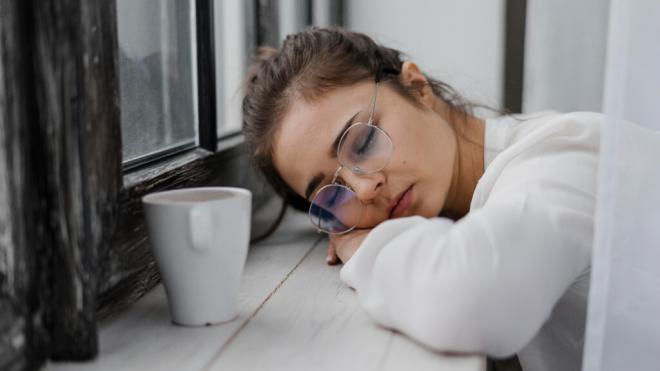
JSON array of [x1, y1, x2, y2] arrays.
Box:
[[346, 0, 505, 110], [522, 0, 609, 113]]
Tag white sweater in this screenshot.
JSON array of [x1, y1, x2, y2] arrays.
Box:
[[340, 112, 602, 371]]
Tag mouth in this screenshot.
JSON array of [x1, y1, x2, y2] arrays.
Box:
[[388, 185, 413, 219]]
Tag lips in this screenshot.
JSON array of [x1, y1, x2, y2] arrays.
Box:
[[388, 185, 413, 219]]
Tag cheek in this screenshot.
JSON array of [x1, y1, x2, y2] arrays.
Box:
[[392, 131, 427, 170]]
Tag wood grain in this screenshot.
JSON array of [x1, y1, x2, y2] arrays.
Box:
[[206, 232, 485, 371], [1, 0, 279, 367], [31, 0, 121, 360], [44, 211, 320, 371], [43, 212, 485, 371], [0, 0, 49, 369], [96, 142, 276, 322]]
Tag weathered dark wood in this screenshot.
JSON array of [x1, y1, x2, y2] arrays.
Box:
[[97, 142, 276, 321], [31, 0, 121, 360], [0, 1, 50, 370], [0, 1, 31, 368], [0, 1, 57, 370], [2, 0, 280, 367]]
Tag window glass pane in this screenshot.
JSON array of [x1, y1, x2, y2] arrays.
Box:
[[214, 0, 236, 136], [214, 0, 315, 137], [215, 0, 247, 136], [117, 0, 199, 165], [278, 0, 310, 42]]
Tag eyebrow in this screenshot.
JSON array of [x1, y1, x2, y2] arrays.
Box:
[[328, 111, 361, 158], [304, 111, 361, 200], [304, 173, 325, 200]]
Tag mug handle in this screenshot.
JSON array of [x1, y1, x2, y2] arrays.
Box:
[[188, 205, 214, 252]]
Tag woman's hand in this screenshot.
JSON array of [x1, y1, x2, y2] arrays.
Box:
[[325, 228, 372, 265]]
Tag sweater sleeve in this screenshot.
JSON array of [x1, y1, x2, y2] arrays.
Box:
[[339, 180, 594, 357]]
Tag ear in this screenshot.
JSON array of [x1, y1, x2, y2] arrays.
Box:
[[400, 61, 435, 109]]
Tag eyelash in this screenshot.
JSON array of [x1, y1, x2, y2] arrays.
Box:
[[309, 114, 383, 198], [314, 176, 347, 198]]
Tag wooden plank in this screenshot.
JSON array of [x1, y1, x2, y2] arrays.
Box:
[[0, 0, 49, 369], [0, 1, 29, 368], [31, 0, 122, 360], [44, 211, 319, 371], [206, 233, 486, 371]]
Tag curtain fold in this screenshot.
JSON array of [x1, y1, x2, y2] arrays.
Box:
[[583, 1, 660, 370]]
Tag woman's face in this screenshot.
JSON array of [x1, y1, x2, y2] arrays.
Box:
[[272, 73, 458, 229]]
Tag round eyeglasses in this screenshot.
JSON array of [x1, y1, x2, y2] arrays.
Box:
[[308, 82, 393, 234]]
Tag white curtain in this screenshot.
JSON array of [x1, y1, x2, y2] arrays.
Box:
[[582, 0, 660, 370]]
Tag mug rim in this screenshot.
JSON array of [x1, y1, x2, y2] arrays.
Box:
[[142, 187, 252, 206]]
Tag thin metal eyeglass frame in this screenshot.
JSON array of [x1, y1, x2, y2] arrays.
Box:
[[308, 81, 393, 234], [336, 82, 393, 175]]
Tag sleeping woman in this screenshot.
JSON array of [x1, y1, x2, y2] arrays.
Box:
[[242, 27, 600, 371]]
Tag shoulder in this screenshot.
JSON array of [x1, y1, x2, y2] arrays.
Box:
[[501, 111, 603, 148], [473, 111, 603, 209]]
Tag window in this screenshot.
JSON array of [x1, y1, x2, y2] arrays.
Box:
[[117, 0, 199, 166], [0, 0, 342, 368], [214, 0, 344, 137], [214, 0, 247, 136], [108, 0, 346, 336], [117, 0, 344, 167]]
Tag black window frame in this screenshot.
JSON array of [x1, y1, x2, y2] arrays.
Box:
[[101, 0, 271, 324]]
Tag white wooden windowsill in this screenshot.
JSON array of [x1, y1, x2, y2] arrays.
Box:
[[45, 211, 486, 371]]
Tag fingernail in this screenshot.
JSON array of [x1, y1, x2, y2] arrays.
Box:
[[326, 256, 332, 264]]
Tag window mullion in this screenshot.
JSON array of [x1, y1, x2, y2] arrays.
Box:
[[196, 0, 218, 151]]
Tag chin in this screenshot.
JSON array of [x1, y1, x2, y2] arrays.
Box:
[[417, 202, 444, 218]]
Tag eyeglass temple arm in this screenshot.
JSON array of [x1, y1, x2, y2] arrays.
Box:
[[368, 67, 400, 125], [367, 83, 379, 125], [331, 165, 343, 183]]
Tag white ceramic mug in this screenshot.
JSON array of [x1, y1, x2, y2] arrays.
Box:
[[142, 187, 252, 326]]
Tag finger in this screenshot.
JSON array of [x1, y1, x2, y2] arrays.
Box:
[[326, 241, 339, 265], [326, 245, 338, 265]]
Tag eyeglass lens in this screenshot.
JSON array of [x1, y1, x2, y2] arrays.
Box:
[[338, 123, 392, 173], [309, 184, 362, 234], [309, 123, 392, 233]]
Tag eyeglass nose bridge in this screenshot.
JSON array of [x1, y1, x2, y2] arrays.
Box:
[[339, 166, 385, 200], [330, 165, 344, 183], [338, 158, 386, 177], [334, 164, 373, 185], [348, 165, 369, 175]]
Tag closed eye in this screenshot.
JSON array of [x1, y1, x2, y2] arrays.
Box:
[[355, 125, 377, 155]]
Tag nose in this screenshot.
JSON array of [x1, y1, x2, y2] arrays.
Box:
[[340, 167, 385, 202]]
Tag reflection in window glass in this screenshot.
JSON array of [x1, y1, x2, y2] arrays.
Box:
[[278, 0, 310, 43], [214, 0, 244, 136], [214, 0, 313, 137], [117, 0, 198, 165]]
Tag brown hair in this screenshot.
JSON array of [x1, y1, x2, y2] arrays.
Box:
[[243, 27, 473, 214]]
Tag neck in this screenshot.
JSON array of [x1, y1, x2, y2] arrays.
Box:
[[442, 111, 485, 220]]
